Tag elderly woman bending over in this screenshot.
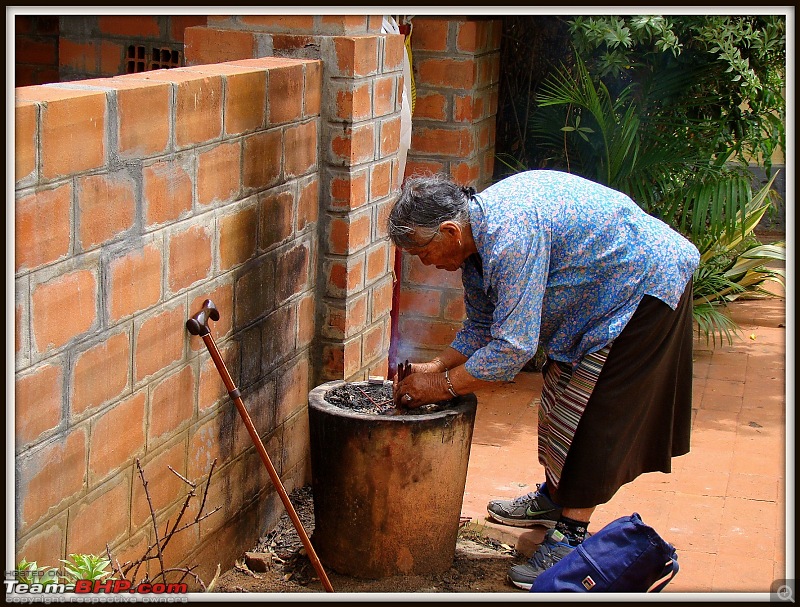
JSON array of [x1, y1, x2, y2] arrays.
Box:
[[388, 170, 699, 590]]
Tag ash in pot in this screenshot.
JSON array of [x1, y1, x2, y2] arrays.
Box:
[[323, 381, 454, 416]]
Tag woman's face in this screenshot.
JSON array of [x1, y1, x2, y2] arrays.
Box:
[[403, 223, 464, 272]]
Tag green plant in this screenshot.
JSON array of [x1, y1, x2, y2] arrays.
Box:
[[60, 554, 114, 583], [692, 173, 785, 345], [16, 559, 59, 586]]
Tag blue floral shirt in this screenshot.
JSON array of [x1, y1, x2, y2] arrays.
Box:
[[452, 170, 700, 381]]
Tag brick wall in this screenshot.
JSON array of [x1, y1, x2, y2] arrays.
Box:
[[14, 57, 321, 585], [15, 15, 60, 86], [185, 18, 405, 385], [396, 17, 502, 363], [57, 15, 208, 82]]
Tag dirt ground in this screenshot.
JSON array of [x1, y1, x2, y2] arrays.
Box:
[[213, 486, 529, 594]]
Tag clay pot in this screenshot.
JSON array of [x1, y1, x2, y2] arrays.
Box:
[[308, 380, 478, 578]]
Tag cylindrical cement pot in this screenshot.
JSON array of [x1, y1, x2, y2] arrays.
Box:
[[308, 380, 478, 579]]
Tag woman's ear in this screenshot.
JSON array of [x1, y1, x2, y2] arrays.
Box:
[[439, 221, 462, 241]]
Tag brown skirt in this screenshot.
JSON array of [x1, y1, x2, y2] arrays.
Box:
[[546, 281, 695, 508]]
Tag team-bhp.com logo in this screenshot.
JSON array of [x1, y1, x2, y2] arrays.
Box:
[[5, 569, 188, 603]]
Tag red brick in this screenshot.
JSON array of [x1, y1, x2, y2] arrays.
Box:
[[240, 15, 314, 31], [451, 159, 481, 186], [304, 62, 322, 117], [15, 364, 62, 445], [32, 269, 97, 351], [108, 243, 162, 321], [414, 91, 447, 121], [380, 115, 402, 157], [143, 158, 193, 226], [20, 428, 87, 531], [99, 41, 124, 75], [15, 101, 36, 181], [282, 408, 311, 478], [411, 19, 449, 52], [334, 80, 372, 121], [404, 160, 445, 180], [184, 27, 258, 65], [376, 200, 394, 239], [370, 160, 392, 201], [37, 88, 106, 178], [73, 332, 130, 415], [67, 476, 130, 556], [89, 391, 146, 481], [417, 57, 476, 89], [131, 441, 187, 528], [169, 74, 223, 148], [333, 36, 379, 77], [383, 33, 405, 71], [297, 292, 316, 348], [259, 187, 294, 250], [112, 79, 171, 157], [15, 302, 23, 357], [328, 212, 371, 255], [198, 341, 238, 411], [59, 39, 96, 73], [168, 225, 213, 292], [366, 242, 389, 283], [455, 93, 483, 122], [319, 15, 369, 34], [322, 295, 367, 339], [189, 283, 234, 351], [197, 140, 241, 206], [276, 356, 310, 425], [329, 169, 368, 210], [411, 126, 475, 157], [456, 20, 484, 53], [99, 15, 160, 37], [275, 242, 310, 303], [268, 64, 304, 124], [371, 277, 394, 319], [234, 261, 274, 328], [330, 123, 375, 165], [400, 317, 459, 348], [226, 70, 267, 135], [297, 177, 319, 231], [15, 183, 71, 272], [171, 15, 208, 42], [149, 365, 195, 442], [362, 321, 385, 363], [284, 120, 317, 178], [77, 172, 136, 249], [374, 76, 395, 117], [400, 287, 442, 317], [188, 414, 230, 482], [325, 257, 365, 298], [220, 205, 257, 269], [231, 379, 277, 457], [443, 291, 466, 321], [134, 304, 186, 381], [243, 129, 282, 191], [321, 338, 363, 381], [15, 522, 65, 576]]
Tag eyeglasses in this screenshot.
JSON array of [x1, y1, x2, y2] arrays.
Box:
[[406, 229, 439, 251]]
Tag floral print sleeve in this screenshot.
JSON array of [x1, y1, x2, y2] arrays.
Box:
[[452, 170, 700, 382]]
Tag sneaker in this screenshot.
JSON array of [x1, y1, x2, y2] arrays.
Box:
[[486, 483, 562, 528], [507, 528, 575, 590]]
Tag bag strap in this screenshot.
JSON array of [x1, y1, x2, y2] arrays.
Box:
[[648, 558, 679, 593]]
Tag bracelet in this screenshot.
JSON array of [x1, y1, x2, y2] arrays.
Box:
[[444, 368, 459, 398], [432, 357, 447, 371]]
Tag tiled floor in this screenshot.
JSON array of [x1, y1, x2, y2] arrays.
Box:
[[461, 280, 788, 594]]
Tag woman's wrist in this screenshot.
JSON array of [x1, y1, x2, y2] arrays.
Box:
[[431, 357, 447, 372]]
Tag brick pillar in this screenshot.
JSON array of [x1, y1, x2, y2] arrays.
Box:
[[405, 17, 501, 190], [184, 16, 405, 384], [316, 34, 405, 382], [396, 17, 502, 364]]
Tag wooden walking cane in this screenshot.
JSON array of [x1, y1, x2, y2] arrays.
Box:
[[186, 299, 334, 593]]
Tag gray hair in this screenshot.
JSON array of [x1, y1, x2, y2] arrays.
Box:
[[387, 173, 474, 248]]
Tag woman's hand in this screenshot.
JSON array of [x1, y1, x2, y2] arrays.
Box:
[[393, 371, 449, 408]]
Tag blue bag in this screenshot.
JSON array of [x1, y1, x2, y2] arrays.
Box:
[[530, 513, 679, 593]]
